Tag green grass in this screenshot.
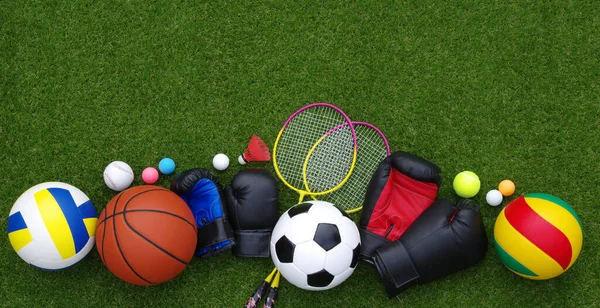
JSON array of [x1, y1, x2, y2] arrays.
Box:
[[1, 1, 599, 307]]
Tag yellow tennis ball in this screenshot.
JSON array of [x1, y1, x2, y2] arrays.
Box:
[[453, 171, 481, 198]]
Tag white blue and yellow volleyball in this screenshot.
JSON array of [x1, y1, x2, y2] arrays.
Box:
[[7, 182, 98, 270]]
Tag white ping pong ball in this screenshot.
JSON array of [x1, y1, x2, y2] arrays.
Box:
[[486, 189, 503, 206], [212, 154, 230, 171]]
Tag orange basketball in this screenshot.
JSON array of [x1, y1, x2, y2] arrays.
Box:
[[95, 186, 197, 286]]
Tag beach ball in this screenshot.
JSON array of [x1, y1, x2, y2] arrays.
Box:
[[7, 182, 98, 270], [494, 193, 582, 280]]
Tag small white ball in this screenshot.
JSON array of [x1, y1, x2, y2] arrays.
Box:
[[486, 189, 503, 206], [103, 161, 134, 191], [212, 153, 230, 171]]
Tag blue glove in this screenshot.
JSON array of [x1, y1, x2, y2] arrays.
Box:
[[171, 168, 234, 257]]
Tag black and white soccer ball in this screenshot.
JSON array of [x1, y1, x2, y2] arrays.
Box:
[[270, 200, 360, 291]]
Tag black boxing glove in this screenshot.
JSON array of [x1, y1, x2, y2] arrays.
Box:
[[373, 199, 489, 298], [224, 169, 279, 258], [360, 151, 441, 263]]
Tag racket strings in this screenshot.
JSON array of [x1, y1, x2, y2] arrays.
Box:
[[305, 126, 355, 192], [277, 106, 355, 192], [324, 125, 388, 210]]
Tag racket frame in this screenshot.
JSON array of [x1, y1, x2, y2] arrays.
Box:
[[308, 121, 390, 213], [273, 102, 358, 203]]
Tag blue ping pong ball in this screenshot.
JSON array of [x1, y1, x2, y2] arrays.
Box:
[[158, 158, 176, 175]]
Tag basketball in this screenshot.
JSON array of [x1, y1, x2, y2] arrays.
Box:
[[494, 193, 583, 280], [95, 186, 197, 286]]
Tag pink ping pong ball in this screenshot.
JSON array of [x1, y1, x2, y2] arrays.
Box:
[[142, 167, 159, 184]]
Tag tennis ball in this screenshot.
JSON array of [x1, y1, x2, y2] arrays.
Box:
[[498, 180, 516, 196], [453, 171, 481, 198]]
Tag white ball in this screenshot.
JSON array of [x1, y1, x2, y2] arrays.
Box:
[[270, 200, 360, 291], [103, 161, 134, 191], [212, 154, 229, 171], [486, 189, 503, 206]]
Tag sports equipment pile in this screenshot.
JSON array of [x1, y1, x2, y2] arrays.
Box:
[[7, 102, 581, 308]]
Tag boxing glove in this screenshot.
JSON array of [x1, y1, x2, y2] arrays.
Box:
[[360, 151, 441, 263], [171, 168, 235, 257], [373, 198, 488, 298], [224, 169, 279, 258]]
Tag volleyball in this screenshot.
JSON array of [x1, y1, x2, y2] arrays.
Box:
[[7, 182, 98, 270], [494, 193, 582, 280]]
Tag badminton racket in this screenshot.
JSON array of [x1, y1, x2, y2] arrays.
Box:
[[310, 122, 390, 213], [272, 102, 358, 203], [263, 271, 280, 308], [246, 103, 358, 307]]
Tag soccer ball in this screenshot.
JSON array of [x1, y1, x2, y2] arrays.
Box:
[[270, 200, 360, 291], [7, 182, 98, 270]]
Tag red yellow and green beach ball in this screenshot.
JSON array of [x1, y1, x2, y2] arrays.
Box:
[[494, 193, 582, 280]]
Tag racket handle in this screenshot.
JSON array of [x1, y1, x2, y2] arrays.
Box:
[[263, 272, 281, 308], [298, 192, 306, 203], [245, 268, 277, 308], [245, 281, 269, 308], [263, 287, 278, 308]]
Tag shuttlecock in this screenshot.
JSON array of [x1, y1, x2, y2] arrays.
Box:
[[238, 135, 271, 165]]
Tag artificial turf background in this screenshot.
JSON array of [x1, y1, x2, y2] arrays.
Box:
[[1, 1, 599, 307]]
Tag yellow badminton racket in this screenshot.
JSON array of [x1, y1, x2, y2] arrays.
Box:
[[245, 103, 357, 307], [272, 103, 358, 203], [310, 121, 390, 213]]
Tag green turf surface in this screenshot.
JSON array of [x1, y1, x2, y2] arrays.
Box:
[[1, 1, 599, 307]]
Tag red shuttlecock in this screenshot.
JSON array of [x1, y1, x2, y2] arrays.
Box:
[[238, 135, 271, 165]]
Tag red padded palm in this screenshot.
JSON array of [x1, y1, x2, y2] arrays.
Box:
[[366, 169, 438, 241]]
